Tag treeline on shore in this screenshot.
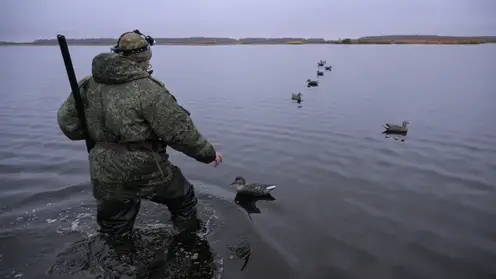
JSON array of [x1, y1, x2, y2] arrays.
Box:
[[2, 35, 496, 45]]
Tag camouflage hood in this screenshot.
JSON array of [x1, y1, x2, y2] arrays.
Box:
[[91, 53, 150, 85]]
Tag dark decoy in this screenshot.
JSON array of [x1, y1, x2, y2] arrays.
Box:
[[324, 66, 332, 71], [230, 176, 276, 197], [306, 79, 319, 87], [383, 121, 409, 134], [291, 92, 303, 102], [317, 71, 324, 76]]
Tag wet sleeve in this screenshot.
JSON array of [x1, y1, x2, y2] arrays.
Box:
[[141, 87, 217, 164]]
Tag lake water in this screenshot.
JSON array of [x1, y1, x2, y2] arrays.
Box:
[[0, 44, 495, 279]]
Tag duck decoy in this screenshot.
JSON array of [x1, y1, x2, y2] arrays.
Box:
[[291, 92, 303, 102], [383, 121, 409, 134], [230, 176, 276, 197], [306, 79, 319, 87], [324, 66, 332, 71], [317, 71, 324, 76]]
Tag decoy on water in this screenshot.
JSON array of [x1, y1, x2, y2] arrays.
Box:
[[317, 62, 325, 67], [306, 79, 319, 87], [383, 121, 409, 134], [230, 176, 276, 197], [324, 66, 332, 71], [291, 92, 303, 102], [317, 71, 324, 76]]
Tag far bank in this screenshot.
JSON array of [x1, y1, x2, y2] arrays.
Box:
[[2, 35, 495, 46]]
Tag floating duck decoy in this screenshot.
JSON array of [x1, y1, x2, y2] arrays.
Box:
[[306, 79, 319, 87], [317, 62, 324, 67], [291, 92, 303, 102], [230, 176, 276, 197], [317, 71, 324, 76], [383, 121, 409, 134], [324, 66, 332, 71]]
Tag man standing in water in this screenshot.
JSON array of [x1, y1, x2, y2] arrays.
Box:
[[57, 30, 223, 236]]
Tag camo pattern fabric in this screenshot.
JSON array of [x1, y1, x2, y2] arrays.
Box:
[[57, 53, 216, 200]]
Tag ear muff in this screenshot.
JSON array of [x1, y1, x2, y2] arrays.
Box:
[[111, 29, 155, 55]]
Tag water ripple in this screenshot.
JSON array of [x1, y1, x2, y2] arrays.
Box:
[[1, 45, 496, 279]]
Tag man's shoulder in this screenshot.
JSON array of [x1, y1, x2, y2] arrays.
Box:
[[132, 76, 170, 92], [148, 76, 166, 88], [78, 75, 92, 88]]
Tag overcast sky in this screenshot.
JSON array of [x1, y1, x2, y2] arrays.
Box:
[[1, 0, 495, 42]]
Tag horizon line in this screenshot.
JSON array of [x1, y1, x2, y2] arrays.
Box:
[[2, 34, 496, 43]]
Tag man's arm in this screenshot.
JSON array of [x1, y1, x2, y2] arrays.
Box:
[[56, 77, 91, 141], [141, 85, 216, 164]]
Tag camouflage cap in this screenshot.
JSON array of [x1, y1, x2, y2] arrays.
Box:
[[117, 32, 152, 62]]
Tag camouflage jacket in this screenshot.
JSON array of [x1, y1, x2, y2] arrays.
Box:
[[57, 53, 216, 198]]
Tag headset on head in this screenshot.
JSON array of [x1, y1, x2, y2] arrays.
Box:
[[111, 29, 156, 55]]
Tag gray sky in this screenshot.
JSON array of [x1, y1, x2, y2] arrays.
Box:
[[2, 0, 495, 42]]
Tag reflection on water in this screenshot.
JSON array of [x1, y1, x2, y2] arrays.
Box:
[[383, 133, 407, 142], [227, 238, 251, 272], [234, 194, 277, 215]]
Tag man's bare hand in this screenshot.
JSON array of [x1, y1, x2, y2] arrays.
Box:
[[213, 152, 223, 167]]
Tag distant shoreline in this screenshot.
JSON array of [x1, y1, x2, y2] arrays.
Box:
[[2, 35, 496, 46]]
